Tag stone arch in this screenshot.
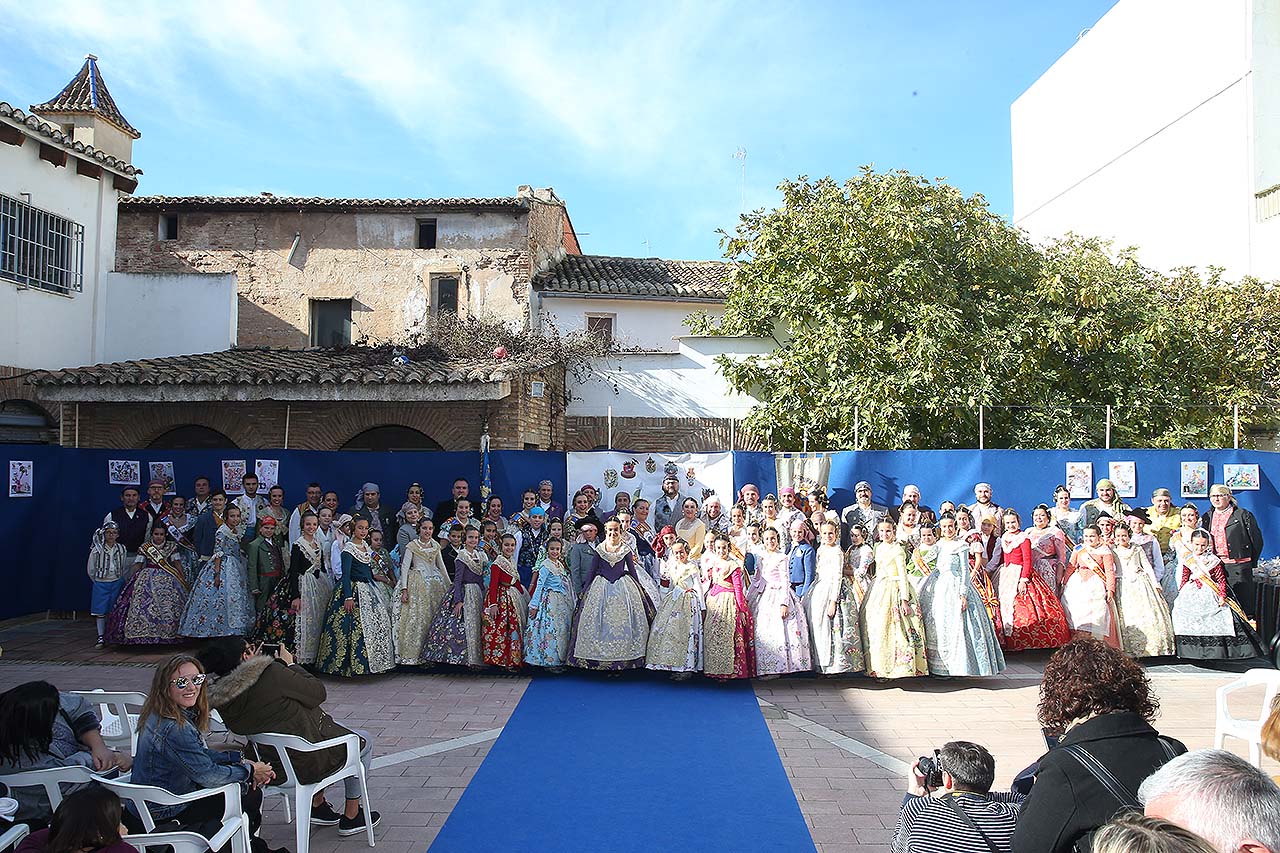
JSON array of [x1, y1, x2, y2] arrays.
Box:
[[340, 424, 444, 452], [148, 425, 240, 449], [0, 399, 58, 444]]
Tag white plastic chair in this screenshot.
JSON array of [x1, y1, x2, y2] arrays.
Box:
[[246, 732, 374, 853], [0, 824, 29, 853], [70, 690, 147, 755], [123, 821, 250, 853], [95, 778, 251, 853], [0, 765, 96, 813], [1214, 668, 1280, 766]]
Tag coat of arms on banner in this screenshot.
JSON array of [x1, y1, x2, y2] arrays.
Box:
[[566, 452, 733, 515]]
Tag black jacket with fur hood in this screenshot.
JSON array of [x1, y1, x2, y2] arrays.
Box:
[[206, 655, 358, 784]]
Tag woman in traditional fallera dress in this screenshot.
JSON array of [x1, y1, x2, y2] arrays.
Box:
[[997, 510, 1071, 652], [1049, 485, 1084, 548], [1060, 525, 1122, 649], [1172, 528, 1265, 661], [863, 520, 928, 679], [701, 535, 755, 679], [161, 496, 200, 585], [844, 524, 873, 606], [482, 534, 528, 670], [290, 512, 332, 665], [804, 519, 865, 675], [1164, 504, 1202, 606], [525, 538, 577, 670], [751, 527, 811, 677], [1112, 522, 1175, 658], [421, 526, 489, 668], [394, 518, 450, 666], [105, 524, 190, 645], [180, 504, 256, 638], [315, 518, 396, 676], [645, 538, 704, 675], [920, 515, 1005, 676], [1027, 504, 1070, 598], [908, 523, 939, 591], [568, 519, 656, 671], [674, 498, 708, 560]]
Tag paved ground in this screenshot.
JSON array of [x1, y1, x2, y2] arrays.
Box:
[[1, 617, 1275, 853]]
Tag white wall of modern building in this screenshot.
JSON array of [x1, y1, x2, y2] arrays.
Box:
[[1012, 0, 1280, 281], [539, 295, 724, 353]]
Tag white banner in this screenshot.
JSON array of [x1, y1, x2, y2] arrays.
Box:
[[565, 452, 735, 513], [774, 453, 833, 501]]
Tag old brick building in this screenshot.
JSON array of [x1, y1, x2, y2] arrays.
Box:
[[30, 349, 564, 451]]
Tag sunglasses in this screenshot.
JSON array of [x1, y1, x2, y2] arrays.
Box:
[[170, 674, 207, 690]]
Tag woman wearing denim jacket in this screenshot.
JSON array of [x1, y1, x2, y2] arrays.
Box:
[[129, 655, 280, 853]]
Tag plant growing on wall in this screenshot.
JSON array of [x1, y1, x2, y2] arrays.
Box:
[[689, 167, 1280, 449]]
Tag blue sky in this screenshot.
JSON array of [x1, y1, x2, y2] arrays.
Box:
[[0, 1, 1116, 261]]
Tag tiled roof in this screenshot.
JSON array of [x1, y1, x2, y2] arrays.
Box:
[[30, 56, 140, 139], [119, 195, 526, 212], [534, 254, 733, 300], [0, 102, 140, 176], [27, 348, 545, 387]]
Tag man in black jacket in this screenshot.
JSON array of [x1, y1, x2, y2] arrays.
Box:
[[349, 482, 396, 536], [1201, 484, 1264, 618]]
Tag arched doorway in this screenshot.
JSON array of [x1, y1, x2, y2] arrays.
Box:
[[0, 400, 57, 444], [148, 425, 239, 449], [341, 425, 443, 452]]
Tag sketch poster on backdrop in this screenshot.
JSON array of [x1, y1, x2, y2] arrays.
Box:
[[565, 452, 734, 514], [9, 460, 32, 498], [222, 460, 247, 495], [775, 453, 834, 504], [255, 459, 280, 490], [148, 462, 176, 495], [108, 460, 141, 486]]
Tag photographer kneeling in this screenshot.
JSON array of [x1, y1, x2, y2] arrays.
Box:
[[893, 741, 1023, 853]]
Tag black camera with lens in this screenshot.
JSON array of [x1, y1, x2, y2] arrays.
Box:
[[917, 749, 944, 789]]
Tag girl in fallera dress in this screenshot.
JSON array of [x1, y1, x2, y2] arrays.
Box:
[[1060, 524, 1122, 649], [315, 518, 396, 676], [844, 524, 873, 606], [1171, 528, 1265, 661], [908, 523, 939, 592], [1027, 504, 1070, 597], [751, 527, 812, 677], [368, 529, 398, 622], [180, 504, 256, 638], [919, 515, 1005, 676], [674, 497, 708, 560], [996, 510, 1071, 652], [1112, 522, 1176, 658], [804, 520, 865, 676], [525, 538, 577, 670], [395, 518, 451, 666], [396, 505, 420, 552], [516, 508, 551, 588], [290, 512, 332, 665], [421, 526, 489, 668], [105, 524, 190, 645], [568, 519, 656, 671], [896, 503, 921, 553], [1049, 485, 1084, 548], [87, 521, 129, 647], [482, 534, 528, 670], [1164, 504, 1202, 606], [863, 520, 927, 679], [161, 495, 200, 585], [701, 534, 755, 680], [645, 539, 704, 676]]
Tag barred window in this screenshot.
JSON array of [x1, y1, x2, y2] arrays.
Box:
[[0, 193, 86, 294]]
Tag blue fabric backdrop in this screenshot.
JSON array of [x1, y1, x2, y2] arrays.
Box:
[[3, 445, 1278, 620]]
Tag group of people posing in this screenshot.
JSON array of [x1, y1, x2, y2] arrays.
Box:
[[84, 471, 1267, 679]]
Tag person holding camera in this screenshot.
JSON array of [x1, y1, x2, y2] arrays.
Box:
[[892, 741, 1024, 853]]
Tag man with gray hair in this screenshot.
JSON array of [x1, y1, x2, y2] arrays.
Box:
[[1140, 748, 1280, 853], [893, 740, 1023, 853]]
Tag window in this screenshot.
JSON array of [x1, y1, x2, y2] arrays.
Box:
[[586, 314, 614, 346], [417, 218, 437, 249], [160, 214, 179, 241], [432, 275, 459, 315], [310, 299, 352, 346], [0, 193, 85, 294]]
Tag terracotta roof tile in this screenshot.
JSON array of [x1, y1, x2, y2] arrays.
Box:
[[30, 56, 139, 139], [26, 347, 547, 387], [119, 195, 526, 212], [0, 102, 140, 176], [534, 254, 732, 300]]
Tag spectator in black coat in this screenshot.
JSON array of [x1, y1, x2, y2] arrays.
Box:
[[1012, 639, 1186, 853], [1201, 484, 1264, 618]]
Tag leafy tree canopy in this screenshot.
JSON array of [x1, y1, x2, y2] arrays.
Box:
[[689, 167, 1280, 449]]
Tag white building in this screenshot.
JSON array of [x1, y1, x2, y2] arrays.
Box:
[[1012, 0, 1280, 280], [0, 56, 235, 442]]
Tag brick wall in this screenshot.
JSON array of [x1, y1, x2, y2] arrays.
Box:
[[563, 415, 769, 452], [115, 207, 545, 348], [0, 366, 60, 443]]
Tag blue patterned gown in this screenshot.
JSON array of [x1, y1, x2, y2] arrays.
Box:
[[523, 555, 576, 668], [179, 525, 255, 637], [919, 538, 1005, 676]]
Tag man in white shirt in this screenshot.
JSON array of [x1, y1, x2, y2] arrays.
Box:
[[233, 473, 268, 530], [289, 482, 324, 545]]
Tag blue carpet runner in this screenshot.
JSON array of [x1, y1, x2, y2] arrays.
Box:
[[429, 673, 815, 852]]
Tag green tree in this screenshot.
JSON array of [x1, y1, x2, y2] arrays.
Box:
[[691, 168, 1280, 449]]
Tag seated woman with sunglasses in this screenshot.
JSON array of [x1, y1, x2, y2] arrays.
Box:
[[129, 655, 284, 853]]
